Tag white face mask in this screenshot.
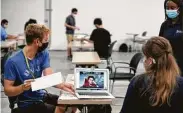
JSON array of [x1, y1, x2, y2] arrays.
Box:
[[3, 24, 8, 28]]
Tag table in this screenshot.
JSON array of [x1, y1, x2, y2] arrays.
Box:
[[1, 40, 17, 48], [70, 41, 94, 51], [58, 74, 112, 113], [72, 52, 101, 65]]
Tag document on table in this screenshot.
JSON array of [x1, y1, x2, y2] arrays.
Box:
[[31, 72, 63, 91], [59, 93, 78, 100]]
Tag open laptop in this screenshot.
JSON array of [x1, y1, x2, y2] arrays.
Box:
[[74, 68, 114, 99]]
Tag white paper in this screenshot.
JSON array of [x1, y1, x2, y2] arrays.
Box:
[[59, 93, 78, 100], [31, 72, 63, 91]]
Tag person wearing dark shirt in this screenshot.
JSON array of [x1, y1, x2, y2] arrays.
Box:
[[82, 18, 111, 59], [120, 37, 183, 113], [65, 8, 80, 59], [24, 19, 37, 31], [159, 0, 183, 75]]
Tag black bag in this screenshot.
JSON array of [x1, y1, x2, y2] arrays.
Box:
[[88, 105, 112, 113]]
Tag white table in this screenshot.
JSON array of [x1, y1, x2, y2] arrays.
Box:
[[70, 41, 94, 51], [1, 40, 17, 48], [72, 52, 101, 65]]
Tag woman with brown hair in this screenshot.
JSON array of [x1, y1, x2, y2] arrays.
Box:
[[120, 37, 183, 113]]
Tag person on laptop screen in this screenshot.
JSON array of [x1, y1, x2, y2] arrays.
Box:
[[82, 76, 98, 88]]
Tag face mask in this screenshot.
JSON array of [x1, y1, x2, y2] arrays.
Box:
[[4, 24, 8, 28], [38, 42, 49, 53], [166, 9, 179, 19]]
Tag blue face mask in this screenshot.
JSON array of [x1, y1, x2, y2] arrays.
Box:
[[166, 9, 179, 19]]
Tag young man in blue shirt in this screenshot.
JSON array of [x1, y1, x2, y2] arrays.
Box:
[[4, 24, 76, 113], [1, 19, 17, 41]]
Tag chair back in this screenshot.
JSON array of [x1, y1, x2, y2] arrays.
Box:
[[1, 50, 14, 75], [1, 50, 22, 110], [129, 53, 143, 73], [142, 31, 147, 36], [108, 40, 117, 58]]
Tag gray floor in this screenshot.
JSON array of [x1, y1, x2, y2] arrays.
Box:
[[1, 51, 145, 113]]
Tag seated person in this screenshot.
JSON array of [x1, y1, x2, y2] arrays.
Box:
[[4, 24, 76, 113], [1, 19, 17, 41], [24, 18, 37, 31], [82, 76, 98, 88], [82, 18, 111, 59], [120, 36, 183, 113]]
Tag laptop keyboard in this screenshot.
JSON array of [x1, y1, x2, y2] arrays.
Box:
[[78, 92, 109, 96]]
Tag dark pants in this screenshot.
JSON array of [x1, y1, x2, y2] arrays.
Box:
[[12, 93, 58, 113]]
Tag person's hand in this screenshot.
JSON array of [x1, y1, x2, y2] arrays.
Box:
[[80, 37, 85, 41], [60, 83, 75, 94], [74, 26, 80, 30], [22, 79, 35, 91]]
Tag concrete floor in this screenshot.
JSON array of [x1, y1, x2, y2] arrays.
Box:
[[1, 51, 145, 113]]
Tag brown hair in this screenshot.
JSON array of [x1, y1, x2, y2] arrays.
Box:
[[25, 24, 50, 45], [142, 36, 180, 106]]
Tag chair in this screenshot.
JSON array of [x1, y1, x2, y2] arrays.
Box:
[[99, 40, 117, 69], [141, 31, 147, 37], [110, 52, 143, 94]]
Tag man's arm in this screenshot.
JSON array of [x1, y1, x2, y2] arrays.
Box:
[[82, 38, 93, 43], [7, 34, 17, 39], [4, 80, 23, 96], [81, 30, 95, 43], [4, 59, 33, 97], [64, 23, 75, 30], [4, 79, 33, 97]]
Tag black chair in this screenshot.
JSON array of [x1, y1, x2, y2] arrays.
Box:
[[110, 52, 143, 94], [106, 40, 117, 65], [99, 41, 117, 69], [141, 31, 147, 37]]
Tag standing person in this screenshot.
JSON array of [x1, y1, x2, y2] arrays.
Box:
[[120, 37, 183, 113], [65, 8, 80, 60], [1, 19, 17, 41], [82, 18, 111, 59], [159, 0, 183, 75], [4, 24, 77, 113]]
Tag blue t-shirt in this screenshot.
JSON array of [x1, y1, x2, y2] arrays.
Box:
[[1, 26, 8, 41], [4, 49, 50, 108]]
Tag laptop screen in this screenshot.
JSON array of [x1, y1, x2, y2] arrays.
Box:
[[75, 68, 108, 90]]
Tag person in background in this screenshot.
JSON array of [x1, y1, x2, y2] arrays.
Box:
[[65, 8, 80, 60], [82, 18, 111, 59], [1, 19, 17, 41], [159, 0, 183, 75], [24, 18, 37, 31], [120, 37, 183, 113], [4, 24, 77, 113]]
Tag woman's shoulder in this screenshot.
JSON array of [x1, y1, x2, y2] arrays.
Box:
[[130, 74, 149, 88], [177, 76, 183, 86]]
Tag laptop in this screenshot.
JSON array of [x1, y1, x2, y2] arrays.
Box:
[[74, 68, 114, 99]]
